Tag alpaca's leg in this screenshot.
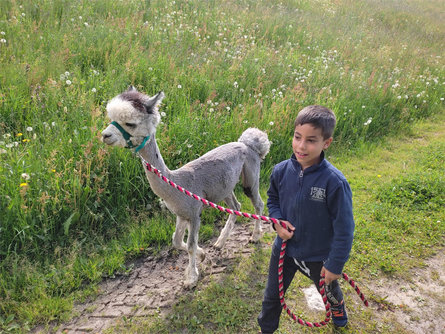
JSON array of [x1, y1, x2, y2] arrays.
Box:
[[173, 216, 205, 259], [184, 217, 201, 289], [241, 161, 264, 242], [172, 216, 187, 251], [214, 192, 240, 248]]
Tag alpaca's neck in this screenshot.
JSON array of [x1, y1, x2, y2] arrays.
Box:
[[138, 134, 171, 178]]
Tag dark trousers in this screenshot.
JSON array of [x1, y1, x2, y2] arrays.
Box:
[[257, 246, 344, 333]]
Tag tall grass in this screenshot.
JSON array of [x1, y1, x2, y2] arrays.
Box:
[[0, 0, 444, 329]]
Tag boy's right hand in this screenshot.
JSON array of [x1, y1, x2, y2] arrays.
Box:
[[275, 220, 295, 240]]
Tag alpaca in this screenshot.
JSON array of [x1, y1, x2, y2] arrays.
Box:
[[101, 87, 270, 288]]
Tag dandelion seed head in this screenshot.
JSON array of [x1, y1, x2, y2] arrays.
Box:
[[66, 80, 72, 85], [26, 127, 33, 132]]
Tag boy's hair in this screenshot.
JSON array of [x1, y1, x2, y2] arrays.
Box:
[[294, 105, 336, 139]]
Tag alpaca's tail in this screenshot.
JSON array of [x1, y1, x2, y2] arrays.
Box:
[[238, 128, 270, 159]]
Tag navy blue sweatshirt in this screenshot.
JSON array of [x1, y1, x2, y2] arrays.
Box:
[[268, 152, 355, 274]]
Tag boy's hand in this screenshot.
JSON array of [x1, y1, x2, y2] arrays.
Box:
[[275, 220, 295, 240], [320, 266, 342, 284]]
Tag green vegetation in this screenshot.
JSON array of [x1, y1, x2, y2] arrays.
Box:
[[0, 0, 443, 331]]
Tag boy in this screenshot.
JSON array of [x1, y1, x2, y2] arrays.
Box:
[[258, 105, 355, 333]]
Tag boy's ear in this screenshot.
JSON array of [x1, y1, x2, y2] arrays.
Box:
[[323, 137, 333, 150]]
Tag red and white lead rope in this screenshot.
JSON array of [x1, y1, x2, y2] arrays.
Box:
[[140, 156, 368, 327]]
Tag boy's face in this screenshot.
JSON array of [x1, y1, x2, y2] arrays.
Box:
[[292, 123, 333, 170]]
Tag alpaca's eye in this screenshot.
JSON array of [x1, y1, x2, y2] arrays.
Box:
[[125, 123, 136, 128]]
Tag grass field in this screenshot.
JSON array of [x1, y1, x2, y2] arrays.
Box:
[[0, 0, 444, 331]]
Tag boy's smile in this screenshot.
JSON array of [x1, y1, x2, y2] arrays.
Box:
[[292, 124, 333, 170]]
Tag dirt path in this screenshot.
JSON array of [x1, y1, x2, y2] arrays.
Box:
[[33, 220, 444, 334], [32, 222, 260, 334], [367, 251, 445, 334]]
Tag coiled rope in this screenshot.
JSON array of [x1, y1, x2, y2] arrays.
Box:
[[140, 156, 368, 327]]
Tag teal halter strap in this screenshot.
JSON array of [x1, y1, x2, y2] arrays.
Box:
[[110, 121, 150, 153]]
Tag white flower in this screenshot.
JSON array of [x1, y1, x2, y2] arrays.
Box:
[[3, 133, 10, 139], [26, 127, 33, 132], [440, 97, 444, 101], [226, 106, 231, 111], [84, 22, 89, 27], [160, 112, 166, 117], [51, 122, 56, 127], [364, 117, 372, 126], [233, 81, 238, 88], [177, 84, 182, 89], [209, 108, 214, 112], [21, 173, 30, 180], [6, 143, 13, 148], [0, 39, 6, 43], [0, 148, 6, 154], [0, 32, 5, 35], [269, 121, 274, 126], [91, 88, 97, 93], [66, 80, 72, 85], [362, 105, 366, 109]]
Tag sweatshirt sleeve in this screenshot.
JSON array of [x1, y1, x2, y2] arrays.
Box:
[[323, 180, 355, 275], [267, 165, 284, 221]]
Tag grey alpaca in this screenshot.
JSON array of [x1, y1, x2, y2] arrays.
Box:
[[101, 87, 270, 288]]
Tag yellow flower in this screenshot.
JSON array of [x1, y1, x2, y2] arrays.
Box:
[[22, 138, 30, 142], [20, 183, 28, 187], [377, 175, 382, 178], [17, 133, 23, 137], [51, 169, 56, 173]]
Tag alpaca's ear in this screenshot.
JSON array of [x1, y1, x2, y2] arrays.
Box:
[[144, 91, 165, 114], [127, 85, 138, 92]]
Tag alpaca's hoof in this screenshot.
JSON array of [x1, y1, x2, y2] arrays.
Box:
[[213, 239, 225, 249], [184, 267, 199, 289], [197, 249, 206, 261], [249, 230, 263, 243]]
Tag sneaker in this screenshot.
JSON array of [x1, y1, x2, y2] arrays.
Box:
[[331, 300, 348, 327]]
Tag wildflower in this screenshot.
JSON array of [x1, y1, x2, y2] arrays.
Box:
[[440, 97, 444, 101], [6, 143, 13, 148], [0, 32, 5, 35], [3, 133, 11, 139], [26, 126, 33, 132], [226, 106, 230, 111], [65, 71, 70, 77], [0, 148, 6, 154], [177, 84, 182, 89], [51, 122, 56, 127], [0, 39, 6, 43], [269, 121, 274, 126], [364, 117, 372, 126], [160, 112, 166, 117], [16, 133, 23, 137], [91, 88, 97, 93], [22, 139, 30, 142], [51, 169, 56, 173], [84, 22, 89, 27], [66, 80, 72, 85], [233, 81, 238, 88], [377, 175, 382, 178], [20, 183, 28, 187], [21, 173, 30, 180]]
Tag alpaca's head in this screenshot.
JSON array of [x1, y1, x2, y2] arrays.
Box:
[[101, 87, 164, 149]]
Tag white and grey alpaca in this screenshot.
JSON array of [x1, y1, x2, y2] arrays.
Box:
[[101, 87, 270, 288]]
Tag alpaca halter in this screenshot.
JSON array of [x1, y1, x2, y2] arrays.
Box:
[[138, 155, 369, 327], [110, 121, 150, 153]]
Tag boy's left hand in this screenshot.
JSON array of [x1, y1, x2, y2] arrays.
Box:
[[320, 267, 341, 285]]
